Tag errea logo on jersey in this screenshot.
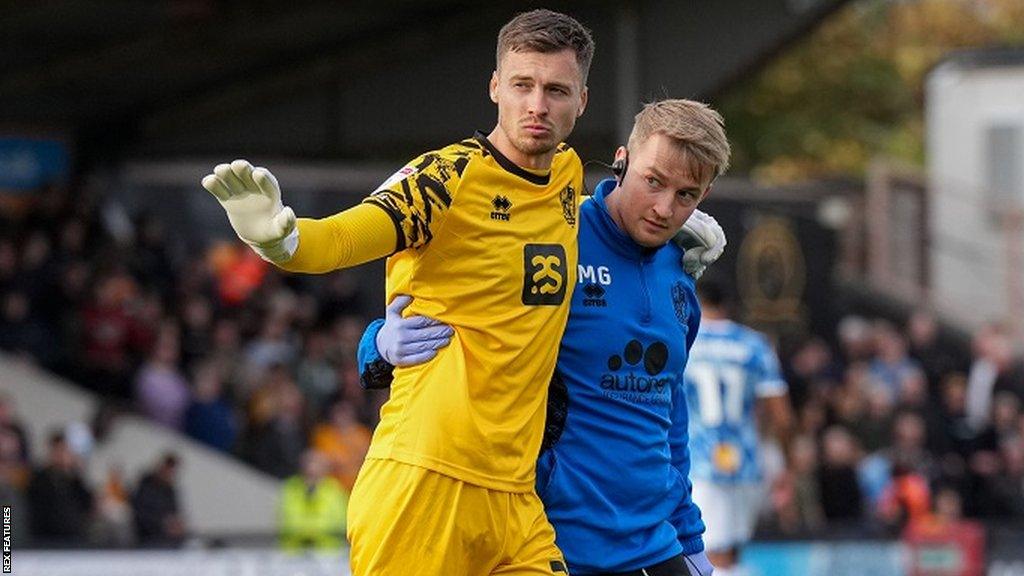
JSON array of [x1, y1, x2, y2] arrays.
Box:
[[578, 265, 611, 307], [491, 195, 512, 221], [581, 282, 606, 307]]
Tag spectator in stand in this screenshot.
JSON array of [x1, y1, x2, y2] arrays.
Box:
[[0, 290, 56, 364], [179, 294, 215, 374], [865, 412, 937, 525], [279, 450, 348, 552], [134, 322, 191, 430], [0, 239, 17, 294], [798, 397, 828, 438], [184, 360, 237, 452], [289, 289, 321, 330], [240, 367, 306, 478], [132, 453, 186, 547], [770, 434, 824, 535], [837, 315, 875, 367], [991, 437, 1024, 516], [49, 258, 92, 376], [295, 329, 339, 417], [208, 316, 247, 401], [90, 465, 134, 547], [785, 336, 840, 409], [993, 391, 1022, 444], [0, 429, 29, 544], [855, 385, 896, 454], [896, 368, 931, 416], [310, 397, 371, 492], [832, 374, 867, 437], [330, 315, 365, 370], [932, 484, 965, 523], [876, 460, 931, 533], [79, 270, 140, 397], [868, 321, 923, 403], [130, 212, 176, 300], [127, 290, 163, 368], [967, 323, 1024, 432], [27, 431, 93, 544], [316, 273, 363, 326], [243, 313, 298, 382], [905, 309, 968, 392], [0, 393, 30, 463], [887, 412, 936, 478], [212, 244, 268, 308], [20, 231, 59, 317], [931, 373, 1001, 516], [818, 426, 864, 523]]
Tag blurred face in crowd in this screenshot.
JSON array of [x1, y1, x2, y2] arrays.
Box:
[[489, 48, 587, 169], [821, 427, 858, 467], [606, 133, 711, 248], [789, 435, 818, 475], [898, 371, 927, 407], [993, 392, 1021, 431], [907, 310, 937, 347], [301, 451, 328, 483], [875, 330, 907, 362], [893, 413, 926, 450], [934, 488, 962, 521], [49, 439, 76, 471], [942, 376, 967, 413]]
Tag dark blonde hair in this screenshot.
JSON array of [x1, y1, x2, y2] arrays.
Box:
[[627, 99, 731, 185], [496, 9, 595, 84]]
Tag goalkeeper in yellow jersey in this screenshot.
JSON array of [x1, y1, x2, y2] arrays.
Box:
[[202, 9, 593, 575]]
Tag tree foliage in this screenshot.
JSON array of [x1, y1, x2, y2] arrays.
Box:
[[718, 0, 1024, 183]]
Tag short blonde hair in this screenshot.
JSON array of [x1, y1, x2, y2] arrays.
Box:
[[627, 99, 731, 185]]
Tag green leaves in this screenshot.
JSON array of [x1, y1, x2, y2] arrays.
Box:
[[718, 0, 1024, 183]]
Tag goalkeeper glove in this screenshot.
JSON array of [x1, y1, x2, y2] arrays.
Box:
[[201, 159, 298, 263], [675, 209, 726, 280]]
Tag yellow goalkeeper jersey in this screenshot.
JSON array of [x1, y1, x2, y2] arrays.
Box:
[[362, 133, 582, 492]]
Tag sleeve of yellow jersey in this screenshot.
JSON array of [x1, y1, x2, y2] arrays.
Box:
[[277, 150, 464, 273]]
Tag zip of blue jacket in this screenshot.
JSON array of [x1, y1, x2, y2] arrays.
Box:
[[357, 178, 705, 574]]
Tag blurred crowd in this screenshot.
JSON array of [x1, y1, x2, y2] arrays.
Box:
[[2, 185, 1023, 548], [765, 312, 1024, 537], [0, 185, 380, 548]]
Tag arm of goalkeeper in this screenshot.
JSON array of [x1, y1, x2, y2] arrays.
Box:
[[674, 209, 726, 280], [202, 159, 298, 263]]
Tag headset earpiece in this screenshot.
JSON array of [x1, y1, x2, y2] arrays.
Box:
[[611, 158, 626, 177], [611, 155, 628, 187]]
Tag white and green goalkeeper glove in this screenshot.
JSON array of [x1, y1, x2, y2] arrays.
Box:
[[201, 159, 298, 263], [674, 209, 726, 280]]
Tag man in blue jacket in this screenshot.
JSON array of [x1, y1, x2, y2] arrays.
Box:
[[360, 99, 730, 576]]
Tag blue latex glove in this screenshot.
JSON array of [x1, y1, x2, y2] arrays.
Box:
[[683, 550, 715, 576], [376, 295, 454, 367]]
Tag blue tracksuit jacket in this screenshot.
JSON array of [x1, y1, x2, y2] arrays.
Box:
[[358, 178, 705, 573]]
